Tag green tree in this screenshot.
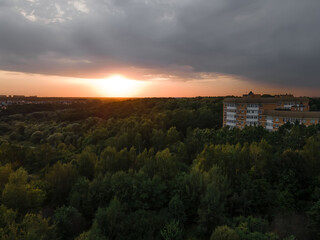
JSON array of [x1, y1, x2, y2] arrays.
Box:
[[308, 200, 320, 237], [69, 177, 92, 219], [151, 129, 166, 151], [94, 197, 125, 238], [76, 149, 96, 180], [30, 131, 43, 144], [2, 168, 45, 211], [198, 183, 225, 237], [169, 194, 186, 224], [160, 220, 182, 240], [45, 161, 77, 204], [54, 206, 85, 240], [0, 204, 18, 240], [142, 148, 180, 180], [249, 140, 272, 177], [302, 136, 320, 177], [210, 225, 239, 240], [20, 213, 56, 240], [166, 127, 181, 145], [97, 146, 121, 174], [0, 164, 13, 192]]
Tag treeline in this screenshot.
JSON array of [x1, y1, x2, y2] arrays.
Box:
[[310, 98, 320, 111], [0, 97, 320, 240]]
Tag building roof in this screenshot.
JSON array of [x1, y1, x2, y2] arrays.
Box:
[[263, 110, 320, 119], [223, 97, 309, 104]]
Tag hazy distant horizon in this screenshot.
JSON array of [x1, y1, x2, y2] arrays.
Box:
[[1, 70, 319, 98]]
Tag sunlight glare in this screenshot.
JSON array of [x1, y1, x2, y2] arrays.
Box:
[[97, 75, 146, 97]]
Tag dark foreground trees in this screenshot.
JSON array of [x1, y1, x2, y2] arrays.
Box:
[[0, 97, 320, 239]]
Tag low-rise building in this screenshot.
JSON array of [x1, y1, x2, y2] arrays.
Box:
[[262, 110, 320, 131], [223, 91, 320, 130]]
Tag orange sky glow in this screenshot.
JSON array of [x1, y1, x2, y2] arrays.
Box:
[[0, 70, 319, 98]]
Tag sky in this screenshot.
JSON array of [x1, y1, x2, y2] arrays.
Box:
[[0, 0, 320, 97]]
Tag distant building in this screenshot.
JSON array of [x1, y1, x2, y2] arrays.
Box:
[[223, 92, 320, 131]]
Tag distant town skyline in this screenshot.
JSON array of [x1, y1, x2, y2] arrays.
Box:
[[1, 1, 320, 97]]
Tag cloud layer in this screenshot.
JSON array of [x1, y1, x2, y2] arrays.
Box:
[[1, 0, 320, 87]]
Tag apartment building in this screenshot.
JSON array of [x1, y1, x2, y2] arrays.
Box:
[[223, 92, 320, 131]]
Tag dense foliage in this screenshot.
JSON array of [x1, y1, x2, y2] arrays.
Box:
[[0, 97, 320, 239]]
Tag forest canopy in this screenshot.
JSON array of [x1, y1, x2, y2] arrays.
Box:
[[0, 97, 320, 240]]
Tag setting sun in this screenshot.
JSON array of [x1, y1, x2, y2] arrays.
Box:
[[96, 75, 146, 97]]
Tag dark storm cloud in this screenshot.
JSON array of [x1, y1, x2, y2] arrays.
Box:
[[1, 0, 320, 87]]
